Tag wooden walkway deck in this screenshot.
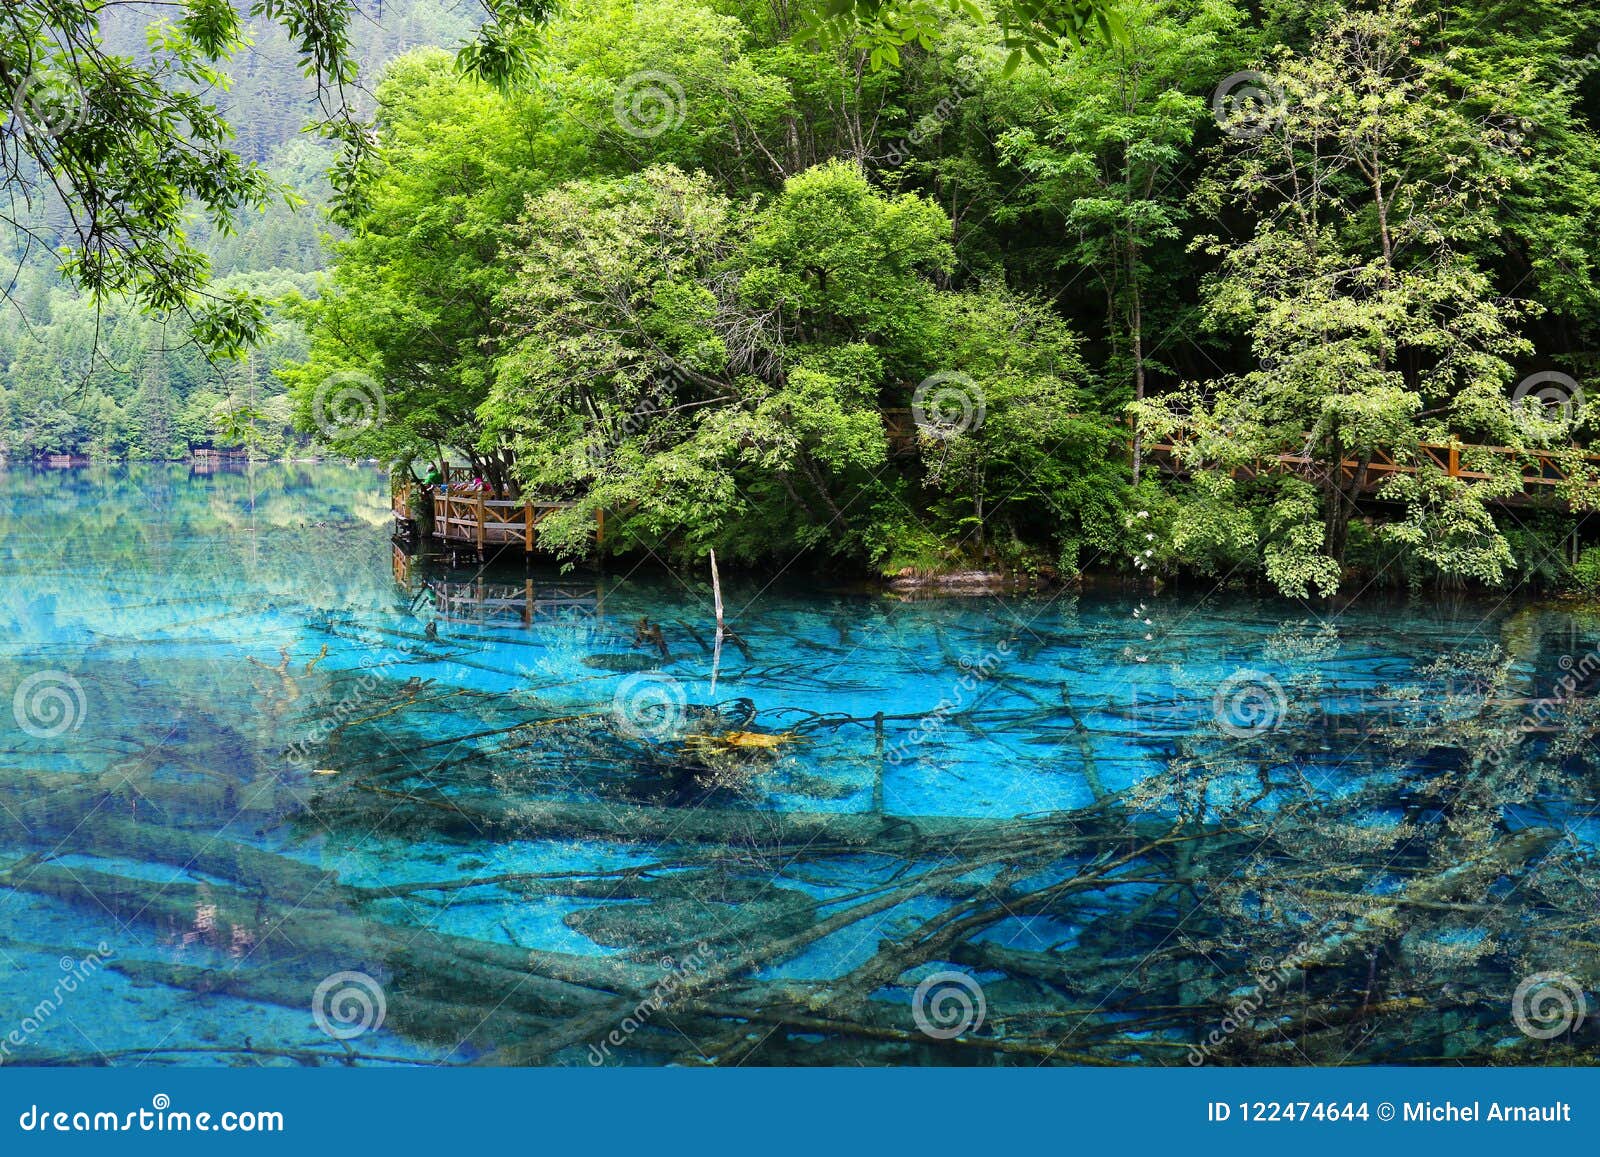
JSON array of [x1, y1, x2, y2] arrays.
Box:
[[391, 435, 1600, 555], [393, 547, 603, 625], [1146, 439, 1600, 507], [393, 472, 603, 555]]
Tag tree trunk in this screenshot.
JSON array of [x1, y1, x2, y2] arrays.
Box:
[[1129, 242, 1145, 486]]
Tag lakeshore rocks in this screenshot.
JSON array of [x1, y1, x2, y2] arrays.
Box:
[[885, 568, 1050, 596]]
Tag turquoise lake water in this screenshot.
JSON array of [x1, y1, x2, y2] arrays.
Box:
[[0, 463, 1595, 1066]]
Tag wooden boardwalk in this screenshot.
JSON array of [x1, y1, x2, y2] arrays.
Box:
[[888, 412, 1600, 508], [393, 471, 603, 555], [1146, 439, 1600, 507], [391, 435, 1600, 556]]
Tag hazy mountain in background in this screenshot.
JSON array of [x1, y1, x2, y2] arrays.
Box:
[[0, 0, 478, 460]]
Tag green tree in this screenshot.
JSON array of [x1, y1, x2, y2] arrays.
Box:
[[283, 50, 554, 486], [806, 0, 1122, 72], [995, 0, 1236, 481], [1138, 0, 1533, 596]]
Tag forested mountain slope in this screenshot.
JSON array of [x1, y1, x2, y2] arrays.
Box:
[[0, 0, 477, 460]]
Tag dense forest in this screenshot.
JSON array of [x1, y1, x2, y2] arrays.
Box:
[[278, 0, 1600, 594], [8, 0, 1600, 595]]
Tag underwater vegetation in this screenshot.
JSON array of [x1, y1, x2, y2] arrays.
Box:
[[8, 616, 1600, 1066], [1, 466, 1598, 1066]]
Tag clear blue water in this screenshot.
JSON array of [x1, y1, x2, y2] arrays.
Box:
[[0, 463, 1593, 1066]]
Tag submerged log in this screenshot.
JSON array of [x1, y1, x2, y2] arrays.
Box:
[[0, 784, 335, 903], [108, 958, 552, 1049], [312, 783, 1179, 855], [0, 861, 649, 1015]]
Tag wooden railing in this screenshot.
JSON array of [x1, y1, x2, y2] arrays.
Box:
[[392, 477, 603, 554], [1146, 439, 1600, 505]]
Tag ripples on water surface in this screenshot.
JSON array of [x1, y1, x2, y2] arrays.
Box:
[[2, 463, 1597, 1066]]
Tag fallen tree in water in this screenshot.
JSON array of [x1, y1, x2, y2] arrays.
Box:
[[4, 641, 1599, 1066]]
